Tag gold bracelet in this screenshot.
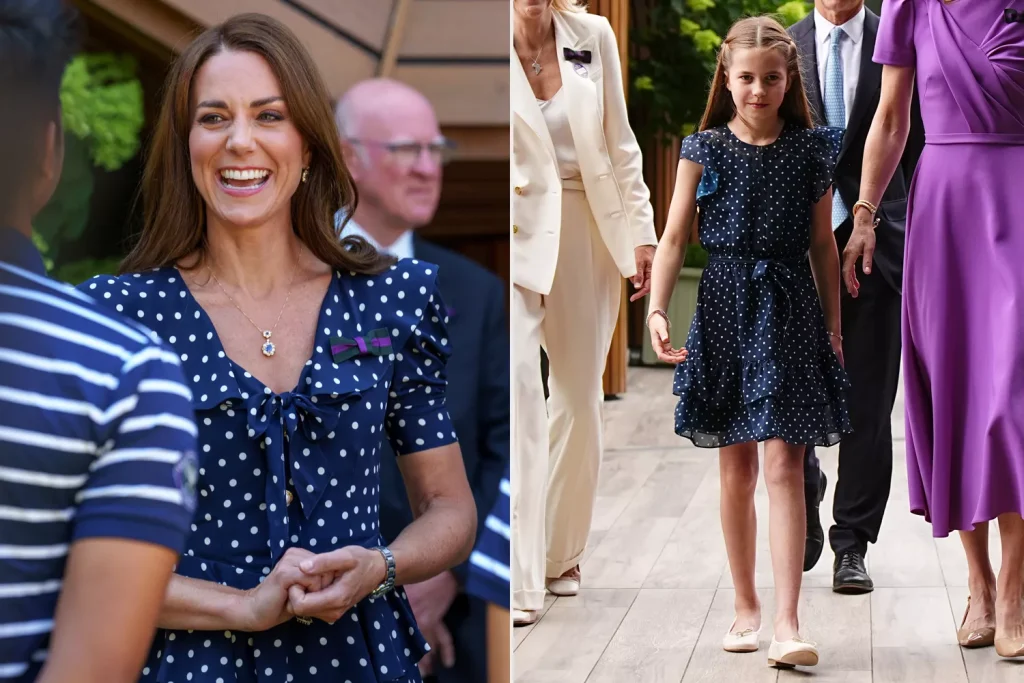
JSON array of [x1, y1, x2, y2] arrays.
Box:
[[827, 330, 843, 342], [852, 199, 877, 216]]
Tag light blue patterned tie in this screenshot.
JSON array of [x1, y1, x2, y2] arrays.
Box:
[[824, 26, 848, 230]]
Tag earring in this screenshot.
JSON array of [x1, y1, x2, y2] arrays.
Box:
[[301, 167, 309, 183]]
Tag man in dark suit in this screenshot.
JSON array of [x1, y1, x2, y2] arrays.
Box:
[[333, 79, 509, 683], [789, 0, 924, 592]]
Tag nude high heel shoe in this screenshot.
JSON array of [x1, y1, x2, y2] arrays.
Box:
[[995, 624, 1024, 658], [957, 596, 995, 648]]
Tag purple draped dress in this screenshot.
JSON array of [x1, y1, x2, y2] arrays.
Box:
[[874, 0, 1024, 536]]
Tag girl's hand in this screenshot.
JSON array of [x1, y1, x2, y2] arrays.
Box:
[[829, 334, 844, 368], [649, 314, 688, 365]]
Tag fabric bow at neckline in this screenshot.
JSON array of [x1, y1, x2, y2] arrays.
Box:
[[563, 48, 591, 63], [330, 328, 392, 363], [246, 389, 351, 562]]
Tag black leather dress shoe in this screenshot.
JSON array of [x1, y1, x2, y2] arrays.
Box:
[[803, 471, 827, 572], [833, 551, 874, 594]]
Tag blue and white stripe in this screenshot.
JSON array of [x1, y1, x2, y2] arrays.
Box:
[[466, 470, 511, 609], [0, 234, 197, 682]]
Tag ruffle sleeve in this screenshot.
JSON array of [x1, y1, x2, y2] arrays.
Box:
[[678, 131, 720, 206], [807, 126, 844, 204]]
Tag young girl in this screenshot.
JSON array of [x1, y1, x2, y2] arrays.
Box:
[[646, 15, 851, 669]]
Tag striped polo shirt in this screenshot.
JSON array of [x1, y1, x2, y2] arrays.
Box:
[[465, 465, 510, 609], [0, 228, 198, 682]]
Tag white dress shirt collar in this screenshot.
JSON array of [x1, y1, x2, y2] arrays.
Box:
[[813, 5, 866, 46], [337, 215, 415, 261]]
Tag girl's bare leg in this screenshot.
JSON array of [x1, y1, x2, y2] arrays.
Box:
[[719, 441, 761, 631]]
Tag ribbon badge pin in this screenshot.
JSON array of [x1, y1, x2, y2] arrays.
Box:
[[564, 47, 591, 77], [329, 328, 393, 363]]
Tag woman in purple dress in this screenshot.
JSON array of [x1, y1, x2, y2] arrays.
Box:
[[843, 0, 1024, 659]]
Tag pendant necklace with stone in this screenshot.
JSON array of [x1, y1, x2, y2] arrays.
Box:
[[207, 252, 300, 358], [530, 46, 543, 75]]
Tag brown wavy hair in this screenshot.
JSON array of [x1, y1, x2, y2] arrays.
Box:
[[119, 13, 391, 275], [698, 15, 813, 131]]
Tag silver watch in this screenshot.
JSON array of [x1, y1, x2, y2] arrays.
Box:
[[369, 546, 396, 598]]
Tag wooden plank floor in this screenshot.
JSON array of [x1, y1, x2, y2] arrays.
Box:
[[513, 367, 1024, 682]]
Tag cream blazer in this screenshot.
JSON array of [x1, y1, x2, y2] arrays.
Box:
[[512, 9, 657, 296]]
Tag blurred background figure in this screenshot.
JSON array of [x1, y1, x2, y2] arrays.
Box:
[[0, 2, 198, 682], [334, 78, 510, 683]]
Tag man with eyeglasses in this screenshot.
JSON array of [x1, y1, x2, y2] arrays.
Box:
[[334, 78, 510, 683]]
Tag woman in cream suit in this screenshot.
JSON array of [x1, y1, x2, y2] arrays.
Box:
[[511, 0, 657, 626]]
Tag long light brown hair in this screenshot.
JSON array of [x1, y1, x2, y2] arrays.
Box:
[[698, 15, 813, 131], [120, 13, 390, 275]]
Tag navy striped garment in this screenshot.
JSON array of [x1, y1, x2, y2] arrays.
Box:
[[465, 465, 510, 610], [0, 228, 198, 682]]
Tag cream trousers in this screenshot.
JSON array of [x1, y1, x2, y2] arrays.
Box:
[[511, 182, 623, 611]]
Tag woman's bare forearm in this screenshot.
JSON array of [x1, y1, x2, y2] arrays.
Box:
[[157, 574, 250, 631], [858, 65, 915, 207], [390, 492, 476, 586], [392, 444, 477, 586]]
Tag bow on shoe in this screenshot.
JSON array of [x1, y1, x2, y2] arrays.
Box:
[[563, 48, 592, 63], [330, 328, 392, 363]]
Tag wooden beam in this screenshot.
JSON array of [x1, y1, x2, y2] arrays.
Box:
[[591, 0, 632, 397], [378, 0, 413, 78], [442, 126, 510, 161]]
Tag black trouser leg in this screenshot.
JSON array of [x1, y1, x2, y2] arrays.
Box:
[[804, 445, 820, 496], [828, 268, 902, 557]]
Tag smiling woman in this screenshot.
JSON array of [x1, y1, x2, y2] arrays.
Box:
[[74, 12, 477, 683]]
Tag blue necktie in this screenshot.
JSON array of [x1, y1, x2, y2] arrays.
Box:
[[823, 26, 848, 230]]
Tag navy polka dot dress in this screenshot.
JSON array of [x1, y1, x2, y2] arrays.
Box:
[[79, 258, 456, 683], [672, 123, 852, 448]]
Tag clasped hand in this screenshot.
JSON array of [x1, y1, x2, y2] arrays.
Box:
[[242, 546, 386, 631]]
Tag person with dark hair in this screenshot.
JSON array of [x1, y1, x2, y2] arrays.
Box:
[[78, 12, 477, 682], [647, 15, 851, 668], [0, 1, 200, 682], [845, 0, 1024, 658]]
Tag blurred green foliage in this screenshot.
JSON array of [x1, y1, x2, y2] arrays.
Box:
[[630, 0, 811, 145], [34, 53, 143, 271]]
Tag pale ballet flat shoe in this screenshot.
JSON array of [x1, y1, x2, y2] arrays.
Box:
[[722, 618, 761, 653], [546, 566, 581, 597], [512, 609, 539, 627], [767, 636, 819, 668]]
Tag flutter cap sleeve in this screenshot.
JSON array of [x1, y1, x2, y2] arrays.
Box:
[[874, 0, 916, 66], [808, 126, 844, 204], [678, 131, 720, 206]]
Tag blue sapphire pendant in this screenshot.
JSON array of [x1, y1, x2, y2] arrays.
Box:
[[261, 330, 276, 357]]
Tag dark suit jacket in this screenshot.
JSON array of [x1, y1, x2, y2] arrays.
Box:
[[378, 235, 510, 683], [790, 10, 925, 294]]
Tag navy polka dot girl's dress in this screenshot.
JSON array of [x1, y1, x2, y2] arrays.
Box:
[[672, 122, 852, 448], [79, 258, 454, 683]]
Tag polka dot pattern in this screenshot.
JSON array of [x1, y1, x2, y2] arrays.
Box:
[[672, 123, 852, 448], [82, 259, 456, 682]]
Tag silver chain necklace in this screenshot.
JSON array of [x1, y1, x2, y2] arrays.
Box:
[[207, 253, 300, 358]]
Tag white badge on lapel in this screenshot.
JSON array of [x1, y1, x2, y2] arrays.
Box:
[[573, 62, 588, 78]]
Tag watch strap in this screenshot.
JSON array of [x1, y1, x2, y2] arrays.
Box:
[[369, 546, 396, 598]]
